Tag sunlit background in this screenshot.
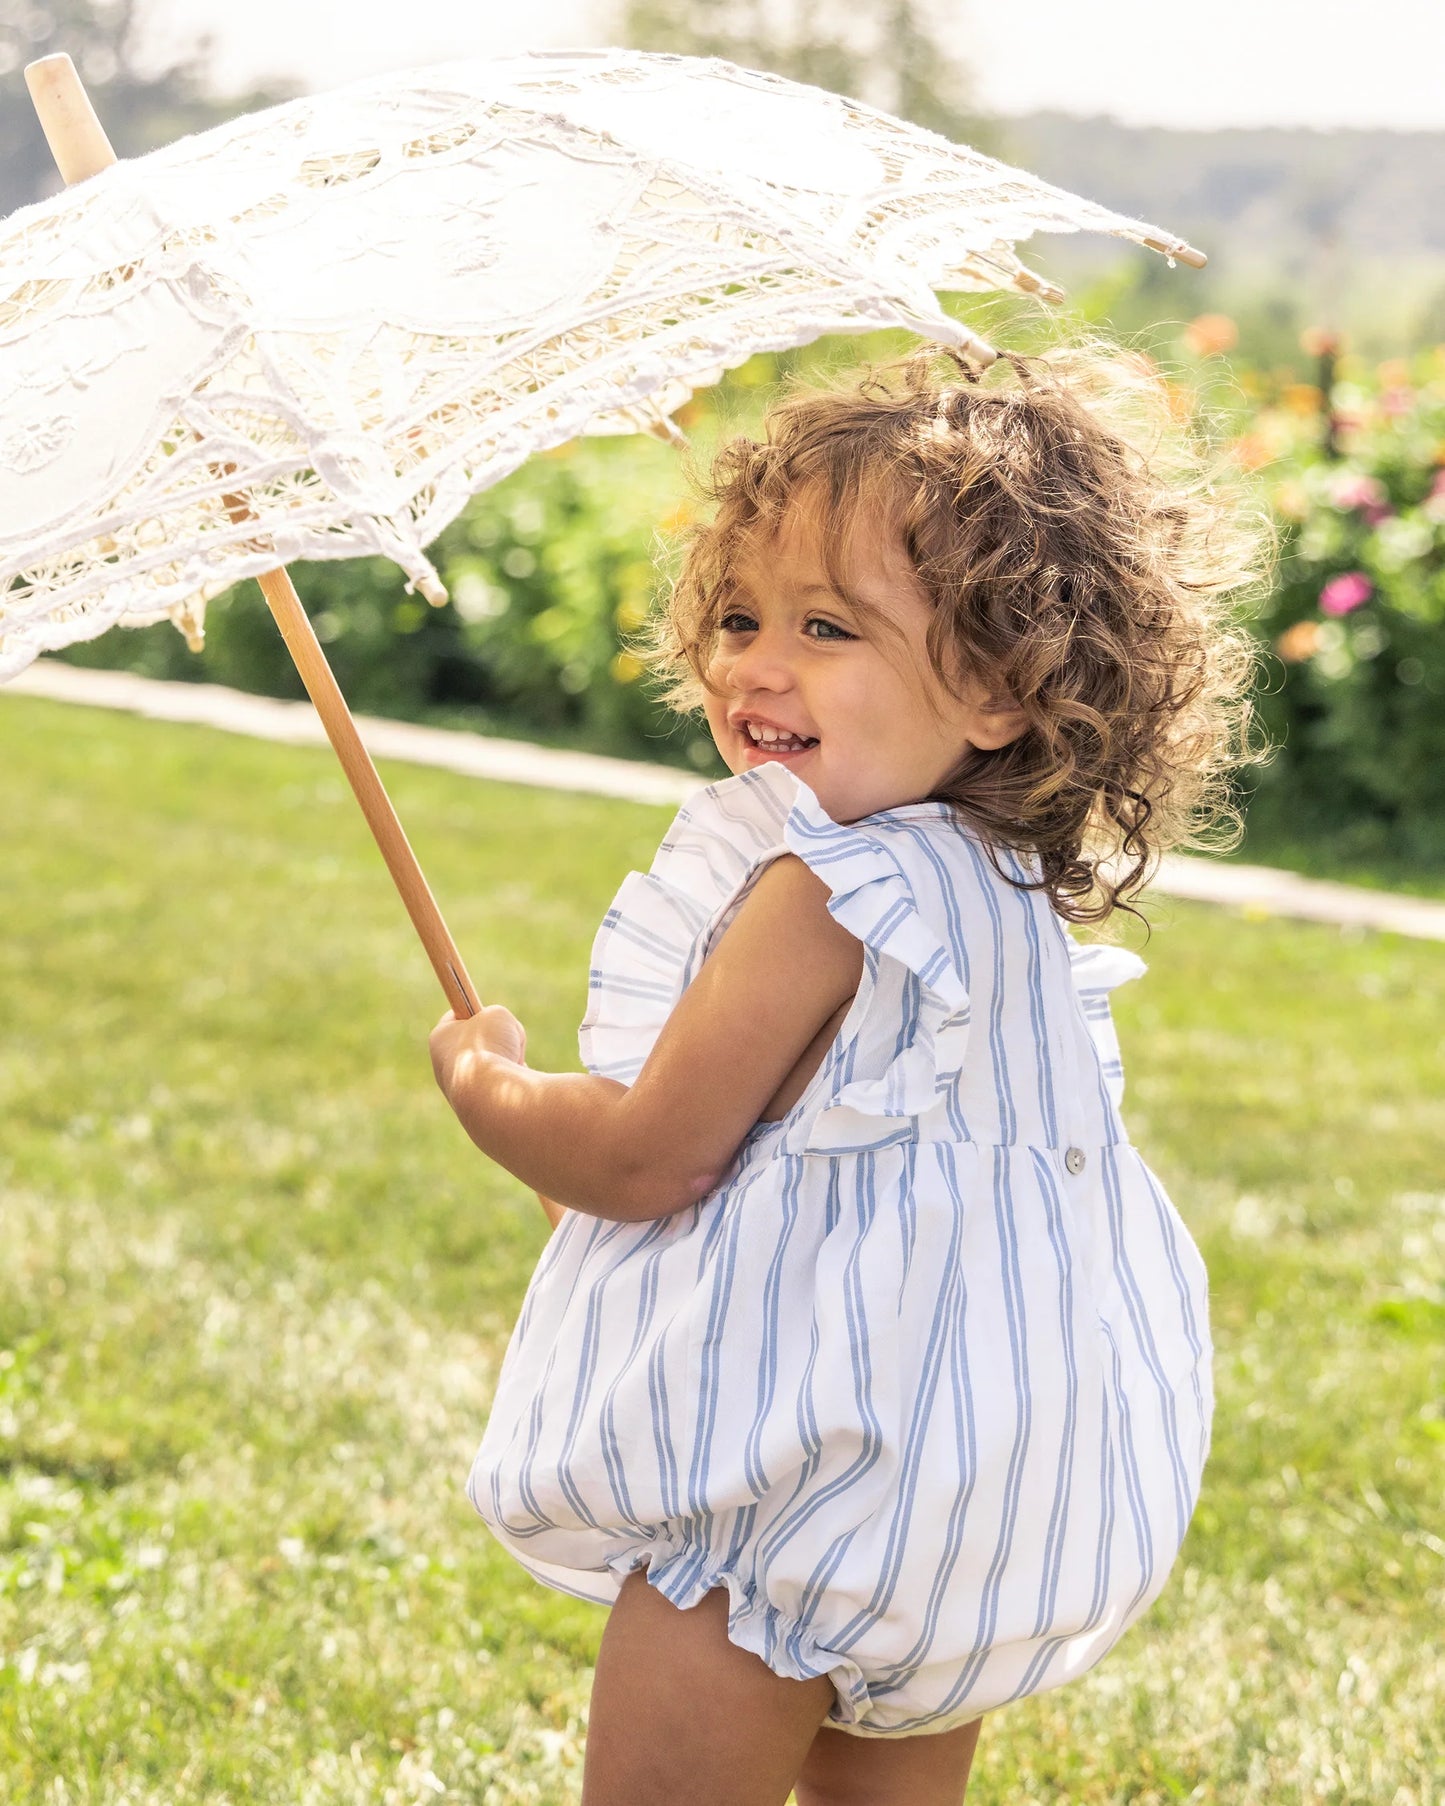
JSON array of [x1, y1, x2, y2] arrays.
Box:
[[1, 6, 1442, 1802], [137, 0, 1445, 129], [4, 0, 1444, 867]]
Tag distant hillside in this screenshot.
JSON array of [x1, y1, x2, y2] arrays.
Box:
[[996, 113, 1445, 261], [971, 113, 1445, 356]]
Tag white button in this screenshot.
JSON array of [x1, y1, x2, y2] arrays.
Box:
[[1064, 1147, 1086, 1175]]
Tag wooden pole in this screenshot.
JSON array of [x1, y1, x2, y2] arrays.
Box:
[[253, 566, 482, 1016], [23, 58, 571, 1229]]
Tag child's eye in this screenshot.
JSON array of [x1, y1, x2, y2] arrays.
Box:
[[805, 617, 855, 642], [717, 610, 758, 635]]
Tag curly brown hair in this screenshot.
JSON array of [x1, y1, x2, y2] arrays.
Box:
[[642, 337, 1273, 924]]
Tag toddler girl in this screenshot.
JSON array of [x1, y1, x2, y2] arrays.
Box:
[[430, 342, 1262, 1806]]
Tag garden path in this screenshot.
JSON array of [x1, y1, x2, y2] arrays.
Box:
[[9, 658, 1445, 943]]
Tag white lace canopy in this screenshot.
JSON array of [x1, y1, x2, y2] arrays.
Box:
[[0, 49, 1201, 679]]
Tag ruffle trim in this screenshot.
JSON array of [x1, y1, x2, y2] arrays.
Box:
[[579, 762, 1143, 1147], [579, 764, 797, 1085], [1066, 939, 1146, 1112], [780, 784, 971, 1153], [606, 1541, 872, 1727]]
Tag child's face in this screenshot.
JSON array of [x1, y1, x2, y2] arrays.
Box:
[[702, 494, 1026, 824]]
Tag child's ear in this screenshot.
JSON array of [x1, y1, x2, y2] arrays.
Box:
[[966, 690, 1029, 751]]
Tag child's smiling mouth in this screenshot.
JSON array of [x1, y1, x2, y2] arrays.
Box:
[[734, 715, 819, 759]]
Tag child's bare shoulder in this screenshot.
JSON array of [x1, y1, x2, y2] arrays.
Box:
[[739, 851, 857, 930], [712, 852, 862, 989]]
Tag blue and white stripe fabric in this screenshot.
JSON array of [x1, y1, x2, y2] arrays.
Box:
[[468, 762, 1213, 1736]]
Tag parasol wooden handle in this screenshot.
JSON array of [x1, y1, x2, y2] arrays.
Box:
[[26, 59, 562, 1239]]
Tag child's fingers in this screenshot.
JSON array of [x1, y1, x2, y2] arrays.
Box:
[[475, 1004, 527, 1064], [428, 1005, 527, 1090]]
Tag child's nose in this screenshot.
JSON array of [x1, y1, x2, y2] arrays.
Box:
[[726, 630, 794, 692]]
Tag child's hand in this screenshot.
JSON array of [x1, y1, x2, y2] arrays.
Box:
[[430, 1004, 527, 1108]]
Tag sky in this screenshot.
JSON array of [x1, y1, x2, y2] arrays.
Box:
[[141, 0, 1445, 131]]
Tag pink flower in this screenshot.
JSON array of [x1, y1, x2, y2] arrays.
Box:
[[1319, 571, 1373, 616], [1328, 470, 1392, 525], [1329, 471, 1385, 510]]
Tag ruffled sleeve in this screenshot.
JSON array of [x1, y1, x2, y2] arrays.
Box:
[[779, 787, 971, 1155], [1067, 939, 1145, 1111], [578, 764, 796, 1083], [578, 762, 972, 1156]]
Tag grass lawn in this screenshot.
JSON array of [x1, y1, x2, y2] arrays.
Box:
[[1, 694, 1441, 1805]]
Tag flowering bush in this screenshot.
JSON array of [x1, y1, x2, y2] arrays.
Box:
[[55, 332, 1445, 859], [1241, 345, 1445, 860]]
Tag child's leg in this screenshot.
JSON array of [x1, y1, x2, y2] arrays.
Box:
[[794, 1717, 982, 1806], [582, 1570, 835, 1806]]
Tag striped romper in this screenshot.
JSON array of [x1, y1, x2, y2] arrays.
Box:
[[468, 760, 1213, 1736]]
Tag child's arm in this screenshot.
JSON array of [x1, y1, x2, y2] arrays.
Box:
[[429, 855, 863, 1222]]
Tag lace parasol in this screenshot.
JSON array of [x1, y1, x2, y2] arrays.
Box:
[[0, 49, 1202, 679]]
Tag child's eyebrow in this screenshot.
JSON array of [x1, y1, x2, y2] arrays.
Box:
[[796, 581, 866, 611], [725, 576, 876, 617]]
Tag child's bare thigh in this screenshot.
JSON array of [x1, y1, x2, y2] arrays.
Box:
[[795, 1717, 982, 1806], [582, 1572, 834, 1806]]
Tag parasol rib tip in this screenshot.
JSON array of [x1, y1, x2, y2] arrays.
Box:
[[1140, 232, 1208, 269], [1013, 269, 1066, 306], [645, 415, 690, 447], [960, 331, 998, 369]]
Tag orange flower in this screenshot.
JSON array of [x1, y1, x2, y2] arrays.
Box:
[[1276, 620, 1323, 663], [1182, 313, 1238, 358], [1230, 431, 1275, 471], [1281, 383, 1322, 416]]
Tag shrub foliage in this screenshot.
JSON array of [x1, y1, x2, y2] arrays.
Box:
[[53, 341, 1445, 860]]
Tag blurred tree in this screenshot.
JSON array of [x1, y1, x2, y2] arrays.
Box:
[[617, 0, 998, 152], [0, 0, 293, 215]]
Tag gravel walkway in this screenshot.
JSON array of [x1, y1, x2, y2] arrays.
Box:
[[9, 659, 1445, 943]]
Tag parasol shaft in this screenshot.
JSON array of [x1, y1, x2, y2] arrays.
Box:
[[23, 54, 486, 1029], [254, 564, 482, 1018]]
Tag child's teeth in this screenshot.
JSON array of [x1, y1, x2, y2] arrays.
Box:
[[745, 722, 812, 748]]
